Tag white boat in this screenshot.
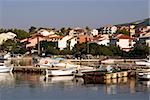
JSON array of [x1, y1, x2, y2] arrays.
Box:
[[101, 59, 115, 64], [0, 63, 13, 73], [135, 56, 150, 66], [138, 70, 150, 80], [135, 60, 150, 66], [46, 67, 77, 77]]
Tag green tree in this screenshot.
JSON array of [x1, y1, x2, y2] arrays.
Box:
[[40, 41, 59, 55], [29, 26, 36, 33], [0, 39, 27, 54], [108, 45, 122, 56], [129, 44, 149, 58], [73, 43, 87, 55], [116, 29, 130, 36], [10, 29, 30, 39], [60, 47, 72, 55], [0, 28, 7, 33]]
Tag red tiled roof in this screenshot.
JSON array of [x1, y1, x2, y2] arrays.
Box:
[[92, 36, 103, 41], [116, 34, 134, 40], [46, 36, 64, 39]]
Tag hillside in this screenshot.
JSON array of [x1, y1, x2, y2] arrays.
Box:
[[116, 18, 150, 27]]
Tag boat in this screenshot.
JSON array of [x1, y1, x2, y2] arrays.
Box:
[[81, 65, 128, 79], [36, 57, 79, 68], [0, 63, 13, 73], [138, 69, 150, 80], [46, 67, 77, 77], [135, 56, 150, 66]]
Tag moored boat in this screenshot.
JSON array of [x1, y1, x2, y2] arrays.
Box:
[[0, 63, 13, 73], [46, 67, 77, 77], [138, 70, 150, 80]]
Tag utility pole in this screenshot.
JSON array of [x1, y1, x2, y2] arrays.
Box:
[[37, 35, 40, 56]]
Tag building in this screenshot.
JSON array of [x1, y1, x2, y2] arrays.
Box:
[[46, 35, 64, 42], [92, 34, 110, 46], [101, 25, 117, 34], [91, 29, 98, 36], [20, 34, 45, 48], [58, 35, 73, 50], [69, 27, 85, 36], [130, 25, 136, 37], [37, 28, 55, 36], [0, 32, 17, 45], [77, 35, 93, 43], [138, 32, 150, 47], [110, 34, 135, 52], [68, 37, 78, 50]]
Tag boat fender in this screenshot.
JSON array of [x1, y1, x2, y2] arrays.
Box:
[[45, 60, 48, 64]]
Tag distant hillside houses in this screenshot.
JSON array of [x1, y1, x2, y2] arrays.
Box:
[[37, 28, 56, 36], [17, 18, 150, 54], [19, 24, 150, 53], [100, 25, 117, 34]]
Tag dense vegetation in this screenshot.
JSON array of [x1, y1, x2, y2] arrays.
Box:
[[0, 27, 149, 58], [0, 28, 30, 39]]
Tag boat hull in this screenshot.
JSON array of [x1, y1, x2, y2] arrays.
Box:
[[0, 67, 13, 73], [138, 72, 150, 80], [46, 68, 76, 76]]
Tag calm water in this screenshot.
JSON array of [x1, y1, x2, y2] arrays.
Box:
[[0, 73, 149, 100]]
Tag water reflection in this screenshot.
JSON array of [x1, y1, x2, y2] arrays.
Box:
[[0, 73, 15, 87], [83, 76, 150, 94], [42, 76, 84, 88], [0, 73, 149, 100]]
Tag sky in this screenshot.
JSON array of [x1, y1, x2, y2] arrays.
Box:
[[0, 0, 149, 30]]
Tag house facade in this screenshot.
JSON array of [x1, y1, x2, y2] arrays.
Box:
[[0, 32, 17, 45], [138, 32, 150, 47], [116, 34, 135, 52], [58, 35, 73, 50], [102, 25, 117, 34], [20, 35, 45, 48], [110, 34, 135, 52]]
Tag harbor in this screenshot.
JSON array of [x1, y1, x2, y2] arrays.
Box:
[[5, 57, 149, 81], [0, 56, 149, 100], [0, 73, 149, 100]]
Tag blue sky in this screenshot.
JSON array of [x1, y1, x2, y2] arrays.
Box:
[[0, 0, 149, 30]]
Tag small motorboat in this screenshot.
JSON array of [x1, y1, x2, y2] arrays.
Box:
[[46, 67, 77, 77], [138, 72, 150, 80], [0, 63, 13, 73], [135, 56, 150, 66]]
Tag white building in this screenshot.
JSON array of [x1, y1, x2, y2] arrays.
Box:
[[38, 29, 55, 36], [58, 35, 73, 50], [91, 29, 98, 36], [96, 39, 110, 46], [0, 32, 17, 45], [102, 25, 117, 34], [92, 34, 110, 46], [115, 34, 135, 52], [69, 37, 78, 50], [139, 32, 150, 47]]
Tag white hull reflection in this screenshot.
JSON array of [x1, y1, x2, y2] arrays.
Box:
[[44, 76, 74, 84], [0, 73, 14, 86], [139, 81, 150, 87]]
